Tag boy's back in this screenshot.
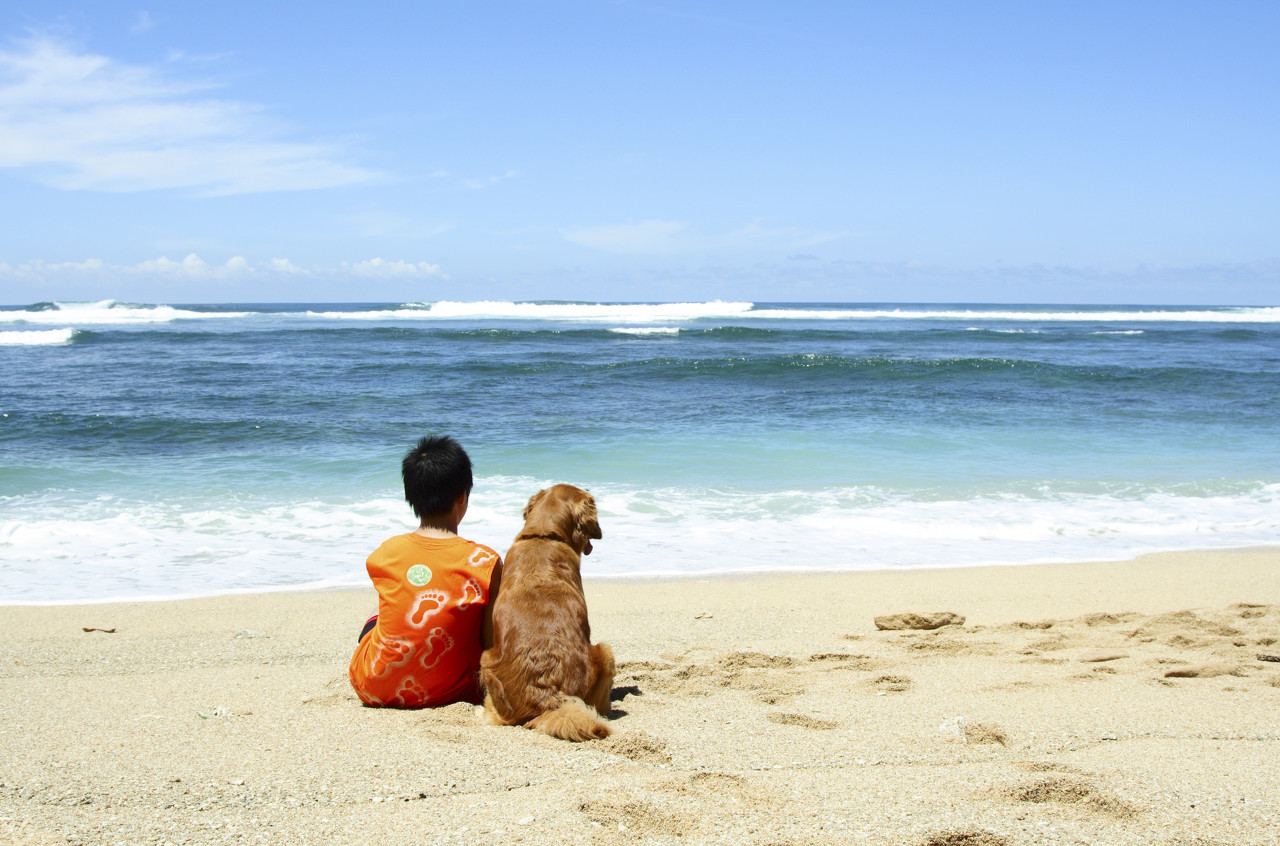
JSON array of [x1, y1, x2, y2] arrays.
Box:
[[349, 532, 500, 706]]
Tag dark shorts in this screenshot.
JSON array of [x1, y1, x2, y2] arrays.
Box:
[[357, 615, 377, 643]]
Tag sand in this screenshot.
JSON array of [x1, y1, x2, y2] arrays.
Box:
[[2, 546, 1279, 846]]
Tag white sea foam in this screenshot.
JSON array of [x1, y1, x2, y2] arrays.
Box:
[[405, 302, 1280, 324], [0, 301, 247, 325], [302, 306, 434, 320], [423, 300, 756, 322], [0, 328, 76, 345], [8, 300, 1278, 326], [299, 301, 753, 323], [3, 481, 1277, 603], [744, 306, 1280, 323], [609, 326, 681, 335]]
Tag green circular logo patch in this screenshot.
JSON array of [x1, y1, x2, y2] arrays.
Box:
[[406, 565, 432, 586]]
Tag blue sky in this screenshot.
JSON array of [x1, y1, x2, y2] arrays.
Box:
[[2, 1, 1277, 305]]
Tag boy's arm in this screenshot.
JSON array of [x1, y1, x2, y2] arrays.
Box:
[[481, 560, 503, 651]]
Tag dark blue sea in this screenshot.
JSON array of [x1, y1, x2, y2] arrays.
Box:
[[2, 299, 1277, 603]]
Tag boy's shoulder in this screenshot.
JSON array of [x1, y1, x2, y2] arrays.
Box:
[[373, 532, 500, 563]]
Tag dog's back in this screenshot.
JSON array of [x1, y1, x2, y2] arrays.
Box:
[[480, 486, 613, 741]]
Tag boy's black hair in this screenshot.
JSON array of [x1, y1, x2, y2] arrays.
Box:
[[402, 435, 473, 519]]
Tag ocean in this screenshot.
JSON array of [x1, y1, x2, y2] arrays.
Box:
[[2, 299, 1277, 604]]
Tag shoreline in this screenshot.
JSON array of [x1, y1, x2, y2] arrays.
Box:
[[3, 546, 1279, 845], [4, 542, 1277, 609]]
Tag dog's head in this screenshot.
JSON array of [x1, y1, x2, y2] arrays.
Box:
[[521, 484, 602, 555]]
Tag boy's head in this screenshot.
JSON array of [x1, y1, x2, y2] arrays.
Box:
[[402, 435, 473, 520]]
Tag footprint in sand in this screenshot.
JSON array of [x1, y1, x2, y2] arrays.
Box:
[[1019, 762, 1089, 775], [807, 651, 877, 670], [1008, 776, 1138, 818], [1230, 602, 1271, 619], [940, 718, 1009, 746], [766, 712, 838, 730], [919, 832, 1010, 846], [598, 730, 672, 765], [578, 797, 694, 837], [1162, 663, 1246, 679], [629, 650, 883, 703], [635, 652, 799, 696], [753, 685, 805, 705], [1128, 610, 1243, 645], [870, 674, 912, 694], [716, 651, 798, 670]]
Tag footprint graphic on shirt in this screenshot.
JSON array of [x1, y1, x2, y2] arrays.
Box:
[[418, 627, 454, 672], [394, 675, 429, 707], [459, 577, 484, 607], [406, 589, 448, 629], [468, 548, 496, 568], [368, 636, 415, 678]]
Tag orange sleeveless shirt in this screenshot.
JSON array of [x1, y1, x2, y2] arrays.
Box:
[[349, 533, 500, 707]]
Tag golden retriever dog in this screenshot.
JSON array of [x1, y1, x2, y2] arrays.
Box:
[[480, 484, 614, 741]]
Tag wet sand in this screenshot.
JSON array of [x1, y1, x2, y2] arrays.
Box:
[[2, 546, 1279, 845]]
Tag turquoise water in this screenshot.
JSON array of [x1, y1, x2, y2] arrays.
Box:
[[2, 300, 1277, 602]]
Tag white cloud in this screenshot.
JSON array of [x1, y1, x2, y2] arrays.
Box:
[[0, 37, 380, 195], [342, 258, 445, 277], [2, 258, 106, 274], [0, 254, 451, 283], [130, 253, 252, 277], [132, 253, 208, 275], [268, 257, 310, 275]]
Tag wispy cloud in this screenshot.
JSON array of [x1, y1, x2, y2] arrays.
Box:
[[462, 170, 517, 190], [560, 219, 850, 254], [728, 222, 849, 249], [341, 258, 444, 278], [2, 258, 106, 273], [429, 168, 519, 191], [1, 254, 446, 280], [0, 36, 381, 195], [129, 12, 156, 34]]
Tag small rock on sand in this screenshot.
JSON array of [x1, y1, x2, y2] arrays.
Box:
[[875, 612, 965, 631], [1077, 649, 1128, 663]]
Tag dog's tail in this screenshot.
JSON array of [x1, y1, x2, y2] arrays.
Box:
[[528, 696, 611, 742]]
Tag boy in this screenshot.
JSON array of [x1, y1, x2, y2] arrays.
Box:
[[349, 436, 502, 707]]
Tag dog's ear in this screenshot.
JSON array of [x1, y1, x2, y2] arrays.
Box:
[[522, 488, 548, 521], [571, 491, 602, 548]]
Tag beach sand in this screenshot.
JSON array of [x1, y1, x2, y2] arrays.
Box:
[[2, 547, 1279, 845]]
